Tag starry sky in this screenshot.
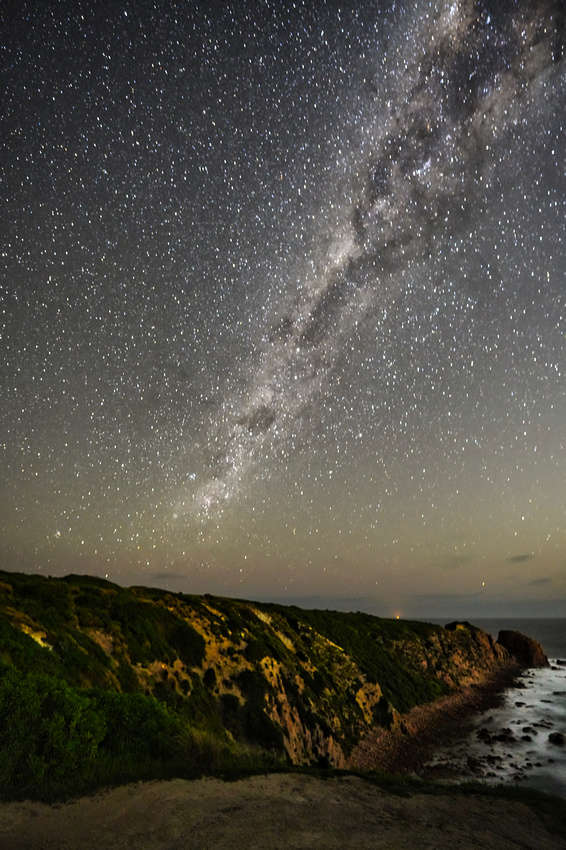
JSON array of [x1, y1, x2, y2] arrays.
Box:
[[2, 0, 565, 618]]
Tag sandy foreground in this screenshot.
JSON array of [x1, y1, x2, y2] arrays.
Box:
[[1, 773, 565, 850]]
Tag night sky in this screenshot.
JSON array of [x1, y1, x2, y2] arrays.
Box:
[[2, 0, 565, 618]]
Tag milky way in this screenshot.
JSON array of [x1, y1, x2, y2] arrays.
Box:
[[2, 1, 565, 616], [180, 0, 564, 525]]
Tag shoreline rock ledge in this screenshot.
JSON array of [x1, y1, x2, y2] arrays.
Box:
[[497, 629, 549, 668]]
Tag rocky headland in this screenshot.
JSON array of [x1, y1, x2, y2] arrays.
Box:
[[497, 629, 549, 668], [349, 624, 550, 774], [0, 569, 550, 802]]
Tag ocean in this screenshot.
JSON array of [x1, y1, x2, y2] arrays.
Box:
[[425, 618, 566, 799]]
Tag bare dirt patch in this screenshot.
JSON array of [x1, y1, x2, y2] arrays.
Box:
[[0, 773, 564, 850]]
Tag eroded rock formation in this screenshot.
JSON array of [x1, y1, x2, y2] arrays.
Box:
[[497, 630, 549, 668]]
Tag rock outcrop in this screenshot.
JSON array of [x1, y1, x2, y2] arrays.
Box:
[[496, 630, 549, 668]]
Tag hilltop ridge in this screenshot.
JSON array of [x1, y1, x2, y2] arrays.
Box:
[[0, 569, 546, 800]]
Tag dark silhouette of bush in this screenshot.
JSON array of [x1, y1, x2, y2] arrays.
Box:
[[244, 638, 271, 663], [108, 597, 205, 668], [5, 573, 74, 630], [0, 669, 220, 800], [203, 667, 216, 688], [116, 659, 141, 693], [237, 668, 269, 701], [373, 696, 394, 728], [0, 670, 105, 798], [242, 701, 285, 753], [89, 689, 182, 759], [169, 620, 206, 667]]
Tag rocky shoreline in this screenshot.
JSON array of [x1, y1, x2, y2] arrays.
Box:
[[348, 662, 522, 774], [349, 628, 552, 778], [420, 659, 566, 797]]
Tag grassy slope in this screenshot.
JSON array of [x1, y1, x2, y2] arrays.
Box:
[[0, 569, 512, 801]]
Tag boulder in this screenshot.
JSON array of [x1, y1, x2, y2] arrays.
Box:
[[548, 732, 565, 746], [496, 630, 548, 668]]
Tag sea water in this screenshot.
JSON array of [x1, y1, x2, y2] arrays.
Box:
[[424, 618, 566, 799]]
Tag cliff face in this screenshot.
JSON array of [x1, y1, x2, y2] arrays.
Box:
[[0, 570, 531, 768], [497, 630, 549, 668]]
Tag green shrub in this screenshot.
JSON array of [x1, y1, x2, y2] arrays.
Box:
[[73, 586, 114, 630], [0, 620, 63, 678], [203, 667, 216, 688], [175, 726, 232, 772], [116, 660, 141, 693], [89, 689, 182, 759], [242, 702, 285, 753], [0, 669, 200, 799], [51, 630, 112, 688], [244, 638, 271, 662], [8, 574, 74, 630], [0, 669, 106, 797], [109, 598, 205, 668]]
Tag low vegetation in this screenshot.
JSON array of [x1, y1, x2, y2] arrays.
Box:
[[0, 569, 511, 801]]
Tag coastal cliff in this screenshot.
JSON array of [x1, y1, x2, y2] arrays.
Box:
[[0, 570, 546, 799], [497, 629, 549, 668]]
